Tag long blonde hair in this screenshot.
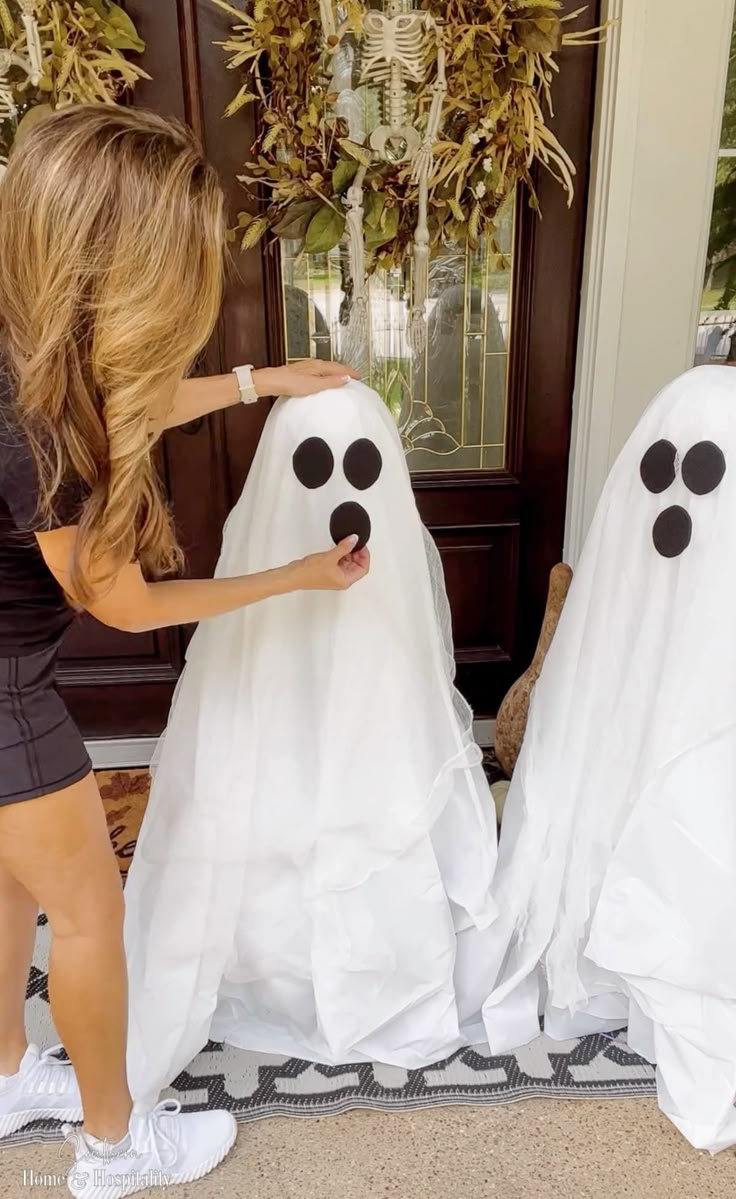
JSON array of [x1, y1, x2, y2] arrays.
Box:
[[0, 104, 225, 600]]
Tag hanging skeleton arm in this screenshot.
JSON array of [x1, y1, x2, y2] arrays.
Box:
[[0, 6, 44, 178], [0, 2, 43, 124], [408, 23, 447, 352], [319, 0, 337, 44], [0, 51, 17, 121], [18, 1, 43, 85]]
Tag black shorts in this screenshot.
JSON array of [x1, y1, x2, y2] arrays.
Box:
[[0, 644, 92, 807]]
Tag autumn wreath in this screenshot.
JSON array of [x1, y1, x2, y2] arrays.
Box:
[[214, 0, 599, 273]]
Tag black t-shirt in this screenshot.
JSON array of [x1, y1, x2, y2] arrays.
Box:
[[0, 367, 87, 656]]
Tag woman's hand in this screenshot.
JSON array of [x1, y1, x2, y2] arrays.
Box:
[[252, 359, 359, 399], [290, 535, 370, 592]]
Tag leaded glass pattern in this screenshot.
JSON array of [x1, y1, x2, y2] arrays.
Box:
[[280, 198, 514, 472], [696, 12, 736, 365]]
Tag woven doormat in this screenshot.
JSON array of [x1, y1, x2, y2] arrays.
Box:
[[10, 761, 655, 1148], [97, 770, 150, 879]]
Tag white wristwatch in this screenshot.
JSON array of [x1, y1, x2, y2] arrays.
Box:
[[232, 364, 260, 406]]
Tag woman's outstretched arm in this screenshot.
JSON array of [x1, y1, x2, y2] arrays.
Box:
[[165, 360, 360, 430], [35, 526, 369, 634]]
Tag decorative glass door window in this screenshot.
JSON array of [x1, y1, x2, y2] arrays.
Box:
[[697, 14, 736, 366], [280, 197, 514, 472]]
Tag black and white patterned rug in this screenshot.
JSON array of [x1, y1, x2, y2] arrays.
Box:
[[11, 915, 656, 1148]]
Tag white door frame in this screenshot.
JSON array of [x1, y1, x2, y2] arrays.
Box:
[[564, 0, 735, 565]]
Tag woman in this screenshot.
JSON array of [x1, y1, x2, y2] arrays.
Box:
[[0, 104, 368, 1195]]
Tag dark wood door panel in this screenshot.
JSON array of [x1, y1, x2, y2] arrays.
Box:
[[436, 528, 519, 657], [434, 523, 520, 715]]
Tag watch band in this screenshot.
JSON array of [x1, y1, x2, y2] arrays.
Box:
[[232, 364, 259, 406]]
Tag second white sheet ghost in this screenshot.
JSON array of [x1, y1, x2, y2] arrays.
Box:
[[482, 366, 736, 1154]]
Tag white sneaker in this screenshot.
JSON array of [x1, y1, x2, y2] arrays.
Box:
[[0, 1043, 83, 1138], [64, 1099, 237, 1198]]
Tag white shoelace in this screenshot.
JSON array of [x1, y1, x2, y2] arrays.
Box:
[[131, 1099, 183, 1170], [22, 1045, 77, 1097]]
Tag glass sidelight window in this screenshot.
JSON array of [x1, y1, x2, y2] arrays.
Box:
[[280, 197, 515, 473], [697, 13, 736, 365]]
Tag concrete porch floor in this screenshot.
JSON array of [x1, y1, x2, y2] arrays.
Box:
[[3, 1098, 736, 1199]]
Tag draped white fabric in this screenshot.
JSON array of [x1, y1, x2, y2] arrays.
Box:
[[482, 366, 736, 1153], [124, 381, 498, 1106]]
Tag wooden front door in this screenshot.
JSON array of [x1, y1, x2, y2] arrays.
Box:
[[59, 0, 599, 737]]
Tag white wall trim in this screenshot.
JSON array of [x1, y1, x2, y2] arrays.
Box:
[[474, 719, 495, 749], [564, 0, 645, 565], [87, 720, 496, 771], [565, 0, 735, 566], [86, 738, 157, 771]]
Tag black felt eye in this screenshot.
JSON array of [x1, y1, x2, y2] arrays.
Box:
[[681, 441, 726, 496], [640, 440, 678, 494], [293, 437, 334, 489], [343, 439, 382, 491], [330, 501, 371, 551], [652, 505, 692, 559]]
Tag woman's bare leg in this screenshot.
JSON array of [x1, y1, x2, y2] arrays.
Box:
[[0, 773, 132, 1140], [0, 862, 37, 1075]]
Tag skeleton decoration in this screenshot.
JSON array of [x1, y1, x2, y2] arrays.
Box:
[[18, 0, 43, 84], [324, 1, 447, 353], [0, 53, 17, 124], [319, 0, 337, 43], [0, 1, 43, 178]]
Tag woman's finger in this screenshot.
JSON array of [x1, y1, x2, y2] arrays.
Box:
[[323, 362, 359, 379], [334, 534, 359, 559]]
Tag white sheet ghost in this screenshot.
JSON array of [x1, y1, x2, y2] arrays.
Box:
[[482, 366, 736, 1153], [124, 380, 498, 1106]]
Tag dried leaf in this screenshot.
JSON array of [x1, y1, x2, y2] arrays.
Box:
[[241, 214, 270, 249], [364, 204, 398, 250], [332, 157, 359, 194], [363, 190, 385, 230], [452, 28, 476, 64], [468, 201, 482, 245], [338, 138, 372, 167], [225, 85, 257, 116], [0, 0, 13, 39], [510, 0, 562, 9], [261, 124, 283, 153], [304, 204, 346, 254], [105, 4, 145, 53], [14, 103, 54, 147], [514, 15, 563, 54], [345, 1, 363, 32], [448, 197, 466, 223], [272, 198, 321, 239]]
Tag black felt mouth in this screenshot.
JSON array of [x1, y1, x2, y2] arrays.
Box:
[[330, 501, 371, 551], [652, 505, 692, 559]]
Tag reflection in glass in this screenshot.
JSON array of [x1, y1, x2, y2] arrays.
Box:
[[696, 12, 736, 364], [280, 201, 515, 473]]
